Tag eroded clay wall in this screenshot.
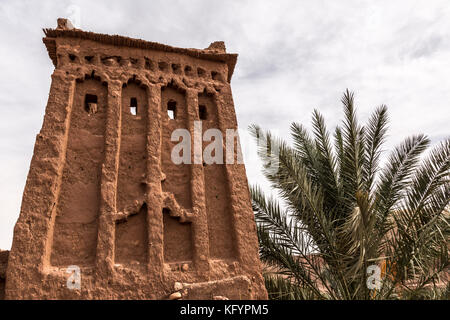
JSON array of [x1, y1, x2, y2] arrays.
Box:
[[199, 92, 236, 260], [50, 78, 107, 267], [115, 204, 148, 266], [114, 81, 149, 267], [0, 251, 8, 300], [6, 24, 267, 299], [161, 84, 193, 263]]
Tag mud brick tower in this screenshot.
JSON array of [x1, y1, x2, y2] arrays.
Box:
[[5, 19, 267, 299]]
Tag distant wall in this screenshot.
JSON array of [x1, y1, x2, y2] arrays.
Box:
[[0, 250, 8, 300]]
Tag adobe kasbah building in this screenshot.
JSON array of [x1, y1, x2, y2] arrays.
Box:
[[0, 18, 267, 300]]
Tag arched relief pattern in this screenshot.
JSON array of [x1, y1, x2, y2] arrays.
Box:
[[47, 67, 228, 269], [114, 203, 148, 265], [56, 44, 228, 87], [160, 81, 194, 263], [114, 77, 150, 266], [116, 78, 149, 212], [50, 75, 108, 267]]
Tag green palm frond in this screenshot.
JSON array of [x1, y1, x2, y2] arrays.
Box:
[[291, 122, 320, 182], [375, 134, 430, 236], [340, 89, 366, 209], [364, 105, 388, 192], [263, 274, 320, 300], [311, 110, 341, 218], [250, 90, 449, 300]]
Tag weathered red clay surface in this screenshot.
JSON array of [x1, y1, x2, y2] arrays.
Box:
[[4, 18, 267, 300], [0, 250, 7, 300]]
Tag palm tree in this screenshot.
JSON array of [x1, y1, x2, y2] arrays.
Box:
[[250, 90, 449, 300]]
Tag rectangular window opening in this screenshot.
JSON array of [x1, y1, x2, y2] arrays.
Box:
[[167, 100, 176, 120], [130, 97, 138, 116], [199, 105, 207, 120], [85, 94, 98, 112]]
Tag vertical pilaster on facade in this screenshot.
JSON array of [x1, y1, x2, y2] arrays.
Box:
[[41, 71, 77, 268], [96, 79, 122, 275], [185, 89, 210, 275], [6, 70, 75, 298], [146, 84, 164, 275]]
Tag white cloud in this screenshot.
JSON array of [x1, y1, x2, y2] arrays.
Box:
[[0, 0, 449, 249]]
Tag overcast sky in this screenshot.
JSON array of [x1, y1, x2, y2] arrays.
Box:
[[0, 0, 449, 249]]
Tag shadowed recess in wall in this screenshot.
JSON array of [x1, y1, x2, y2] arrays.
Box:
[[163, 207, 193, 263], [199, 91, 237, 260], [160, 83, 194, 263], [117, 80, 148, 212], [115, 204, 148, 264], [50, 78, 107, 267], [161, 83, 192, 209]]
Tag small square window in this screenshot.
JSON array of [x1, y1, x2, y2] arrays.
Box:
[[85, 94, 97, 113], [130, 97, 137, 115], [167, 100, 176, 120], [199, 105, 207, 120]]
